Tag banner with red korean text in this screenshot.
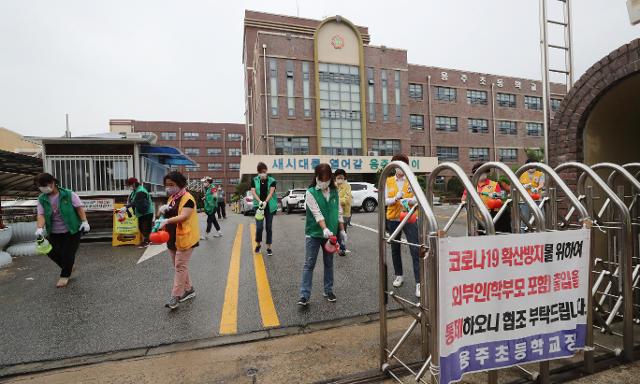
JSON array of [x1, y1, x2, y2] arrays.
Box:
[[438, 229, 590, 384]]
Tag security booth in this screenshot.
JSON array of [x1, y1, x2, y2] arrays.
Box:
[[29, 132, 195, 239]]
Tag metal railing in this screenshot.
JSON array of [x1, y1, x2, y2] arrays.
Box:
[[46, 155, 133, 195]]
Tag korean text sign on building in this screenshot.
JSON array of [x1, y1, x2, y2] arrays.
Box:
[[438, 229, 590, 384]]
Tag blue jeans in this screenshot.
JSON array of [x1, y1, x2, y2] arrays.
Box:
[[299, 236, 334, 300], [385, 220, 420, 283], [255, 208, 273, 244]]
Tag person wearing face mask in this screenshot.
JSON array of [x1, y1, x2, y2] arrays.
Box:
[[334, 169, 352, 256], [519, 158, 545, 231], [121, 177, 154, 248], [156, 171, 200, 310], [462, 162, 511, 233], [298, 163, 346, 306], [385, 154, 421, 298], [34, 173, 89, 288], [217, 185, 226, 219], [202, 177, 222, 239], [251, 162, 277, 256]]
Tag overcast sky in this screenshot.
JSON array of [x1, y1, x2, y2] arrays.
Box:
[[0, 0, 637, 137]]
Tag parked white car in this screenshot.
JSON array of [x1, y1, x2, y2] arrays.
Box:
[[240, 191, 255, 215], [281, 189, 307, 213], [349, 182, 378, 213]]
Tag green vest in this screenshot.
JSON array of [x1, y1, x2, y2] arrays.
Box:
[[253, 176, 278, 213], [128, 185, 154, 217], [38, 187, 81, 235], [305, 187, 339, 238], [204, 187, 218, 214]]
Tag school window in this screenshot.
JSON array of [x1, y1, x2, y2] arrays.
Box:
[[371, 139, 400, 156], [435, 116, 458, 132], [411, 145, 425, 157], [367, 67, 375, 121], [395, 70, 401, 122], [228, 163, 241, 170], [228, 148, 241, 156], [498, 148, 518, 163], [525, 96, 543, 110], [381, 70, 388, 121], [207, 163, 222, 171], [207, 148, 222, 156], [206, 133, 221, 141], [467, 90, 487, 105], [274, 136, 310, 155], [409, 83, 423, 100], [469, 118, 489, 134], [160, 132, 177, 141], [496, 93, 516, 108], [435, 86, 456, 102], [184, 147, 200, 156], [551, 98, 562, 112], [436, 146, 459, 162], [286, 60, 295, 117], [229, 178, 240, 184], [211, 179, 223, 185], [469, 147, 490, 162], [409, 114, 424, 130], [269, 58, 278, 116], [302, 61, 311, 117], [185, 164, 200, 171], [498, 121, 517, 135], [227, 133, 242, 141], [183, 132, 199, 140], [526, 122, 543, 136]]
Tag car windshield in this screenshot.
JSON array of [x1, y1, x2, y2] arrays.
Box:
[[293, 190, 306, 194]]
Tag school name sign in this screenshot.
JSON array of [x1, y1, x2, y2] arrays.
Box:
[[239, 155, 437, 176], [438, 229, 591, 384]]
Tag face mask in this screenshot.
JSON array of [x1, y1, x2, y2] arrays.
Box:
[[203, 183, 209, 188], [316, 178, 330, 190], [528, 169, 535, 175], [396, 170, 404, 178], [259, 173, 267, 180], [336, 178, 344, 185], [166, 186, 179, 196], [39, 186, 53, 194], [478, 173, 489, 182]]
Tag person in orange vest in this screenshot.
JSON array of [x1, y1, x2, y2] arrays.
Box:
[[519, 158, 545, 231], [462, 162, 511, 233]]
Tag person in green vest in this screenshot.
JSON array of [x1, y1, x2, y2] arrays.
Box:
[[202, 177, 222, 239], [35, 173, 90, 288], [122, 177, 154, 248], [251, 162, 277, 257], [297, 163, 346, 306]]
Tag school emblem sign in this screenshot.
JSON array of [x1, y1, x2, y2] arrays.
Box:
[[331, 34, 345, 49]]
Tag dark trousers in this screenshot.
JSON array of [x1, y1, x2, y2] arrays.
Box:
[[255, 208, 274, 245], [217, 202, 226, 219], [138, 213, 153, 243], [206, 212, 220, 232], [385, 220, 421, 283], [48, 232, 81, 278]]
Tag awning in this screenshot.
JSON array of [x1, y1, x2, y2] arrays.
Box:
[[139, 145, 196, 166], [0, 149, 43, 197]]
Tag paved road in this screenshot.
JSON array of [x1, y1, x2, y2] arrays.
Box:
[[0, 205, 468, 368]]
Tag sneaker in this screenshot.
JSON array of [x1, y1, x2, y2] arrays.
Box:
[[254, 245, 261, 253], [138, 242, 150, 249], [165, 296, 180, 310], [392, 275, 404, 288], [297, 297, 309, 306], [213, 231, 222, 237], [324, 292, 337, 302], [415, 283, 421, 298], [338, 250, 346, 257], [56, 277, 69, 288], [180, 287, 196, 302], [266, 248, 273, 257]]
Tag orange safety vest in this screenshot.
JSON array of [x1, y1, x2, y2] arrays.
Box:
[[386, 176, 415, 221]]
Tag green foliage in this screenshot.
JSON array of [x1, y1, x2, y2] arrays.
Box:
[[447, 177, 465, 196], [525, 147, 544, 162]]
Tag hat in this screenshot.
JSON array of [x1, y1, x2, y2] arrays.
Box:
[[126, 177, 139, 185]]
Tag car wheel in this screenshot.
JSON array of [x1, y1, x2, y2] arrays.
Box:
[[363, 198, 377, 213], [287, 204, 294, 214]]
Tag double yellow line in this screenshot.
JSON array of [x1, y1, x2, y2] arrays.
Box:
[[219, 224, 280, 335]]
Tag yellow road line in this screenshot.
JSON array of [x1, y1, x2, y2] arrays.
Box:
[[251, 224, 280, 328], [219, 224, 243, 335]]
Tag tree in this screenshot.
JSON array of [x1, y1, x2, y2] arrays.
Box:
[[525, 147, 544, 162]]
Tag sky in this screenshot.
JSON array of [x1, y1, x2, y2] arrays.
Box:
[[0, 0, 638, 137]]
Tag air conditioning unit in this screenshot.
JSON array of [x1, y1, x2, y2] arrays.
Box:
[[368, 151, 379, 156]]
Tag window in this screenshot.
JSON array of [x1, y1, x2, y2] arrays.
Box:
[[207, 163, 222, 171], [228, 148, 241, 156], [160, 132, 177, 141], [467, 90, 487, 105], [410, 114, 424, 130], [302, 61, 311, 117], [496, 93, 516, 108], [498, 121, 517, 135], [551, 98, 562, 112], [371, 139, 401, 156], [498, 148, 518, 163], [436, 146, 459, 162], [229, 178, 240, 184], [350, 183, 366, 191], [183, 132, 199, 140], [525, 96, 542, 110], [395, 70, 401, 122], [411, 145, 425, 157], [228, 163, 240, 170], [207, 148, 222, 156], [184, 148, 200, 156], [435, 116, 458, 132], [227, 133, 242, 141], [211, 178, 223, 185], [207, 133, 221, 141], [526, 122, 543, 136], [409, 83, 423, 100], [286, 60, 295, 117], [185, 164, 200, 171], [435, 86, 456, 102], [274, 136, 310, 155], [381, 70, 388, 121], [367, 67, 375, 121], [469, 148, 490, 162], [269, 58, 278, 116], [468, 118, 489, 134]]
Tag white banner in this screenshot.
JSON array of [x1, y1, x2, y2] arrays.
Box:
[[438, 229, 590, 384], [83, 198, 115, 212]]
